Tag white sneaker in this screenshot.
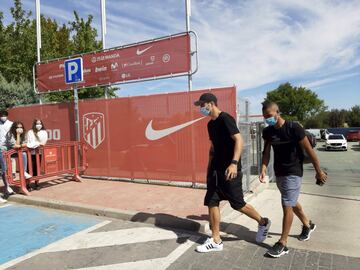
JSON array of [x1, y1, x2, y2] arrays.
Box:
[[6, 186, 15, 195], [196, 237, 223, 253], [24, 172, 32, 179], [256, 218, 271, 243], [0, 197, 7, 203]]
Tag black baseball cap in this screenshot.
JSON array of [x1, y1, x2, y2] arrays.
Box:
[[194, 93, 217, 106]]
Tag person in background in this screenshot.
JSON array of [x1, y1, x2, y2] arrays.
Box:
[[27, 119, 48, 190], [0, 110, 14, 199], [5, 121, 32, 190]]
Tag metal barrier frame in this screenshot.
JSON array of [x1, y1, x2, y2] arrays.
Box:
[[2, 141, 87, 195]]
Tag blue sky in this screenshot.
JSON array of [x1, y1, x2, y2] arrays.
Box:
[[1, 0, 360, 114]]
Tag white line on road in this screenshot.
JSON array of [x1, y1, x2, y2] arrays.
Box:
[[44, 227, 194, 252], [73, 235, 200, 270]]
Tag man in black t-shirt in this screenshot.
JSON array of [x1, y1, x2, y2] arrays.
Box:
[[260, 101, 327, 258], [194, 93, 271, 253]]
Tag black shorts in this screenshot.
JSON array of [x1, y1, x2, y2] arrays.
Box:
[[204, 169, 246, 210]]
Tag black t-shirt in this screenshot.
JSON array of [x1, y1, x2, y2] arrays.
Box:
[[262, 121, 305, 177], [207, 112, 242, 172]]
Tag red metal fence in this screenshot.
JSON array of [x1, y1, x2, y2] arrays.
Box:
[[2, 141, 87, 195]]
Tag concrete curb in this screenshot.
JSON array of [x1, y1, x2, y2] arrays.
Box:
[[7, 194, 210, 233], [6, 178, 268, 234]]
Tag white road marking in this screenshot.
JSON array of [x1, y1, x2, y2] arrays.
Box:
[[0, 220, 111, 270], [73, 236, 200, 270], [1, 220, 200, 270], [44, 227, 194, 252]]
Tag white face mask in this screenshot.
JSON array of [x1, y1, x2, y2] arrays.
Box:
[[16, 128, 23, 134], [0, 117, 7, 122], [36, 124, 42, 131]]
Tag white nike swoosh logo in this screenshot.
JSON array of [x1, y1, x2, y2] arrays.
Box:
[[145, 117, 205, 141], [136, 46, 153, 55]]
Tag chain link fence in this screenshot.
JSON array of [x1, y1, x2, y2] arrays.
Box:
[[237, 98, 275, 191]]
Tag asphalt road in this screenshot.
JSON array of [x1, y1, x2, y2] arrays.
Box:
[[300, 141, 360, 199]]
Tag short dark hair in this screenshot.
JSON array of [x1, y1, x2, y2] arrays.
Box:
[[0, 110, 8, 117], [262, 101, 279, 112]]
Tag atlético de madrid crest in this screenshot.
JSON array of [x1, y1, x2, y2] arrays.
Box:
[[83, 112, 105, 149]]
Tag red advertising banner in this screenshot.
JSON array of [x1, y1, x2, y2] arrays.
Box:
[[35, 32, 192, 93], [9, 87, 237, 183]]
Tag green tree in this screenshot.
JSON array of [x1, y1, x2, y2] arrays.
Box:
[[304, 111, 330, 128], [265, 82, 326, 122], [348, 105, 360, 127], [0, 74, 37, 110], [327, 109, 348, 128], [0, 0, 116, 106], [0, 0, 36, 82]]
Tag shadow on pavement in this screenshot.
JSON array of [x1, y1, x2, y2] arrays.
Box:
[[36, 177, 73, 189], [131, 212, 206, 244], [131, 212, 273, 251], [219, 221, 273, 250]]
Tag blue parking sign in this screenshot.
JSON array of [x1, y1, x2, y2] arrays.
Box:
[[64, 57, 83, 84]]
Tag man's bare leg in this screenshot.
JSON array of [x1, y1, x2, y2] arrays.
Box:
[[238, 203, 266, 225], [293, 202, 310, 227], [279, 206, 294, 245], [209, 206, 221, 243]]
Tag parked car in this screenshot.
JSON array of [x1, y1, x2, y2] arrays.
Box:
[[346, 130, 360, 141], [320, 129, 333, 140], [325, 134, 347, 151]]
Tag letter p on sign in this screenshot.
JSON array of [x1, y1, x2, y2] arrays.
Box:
[[64, 57, 83, 84]]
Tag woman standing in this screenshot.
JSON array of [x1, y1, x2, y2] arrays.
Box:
[[27, 119, 48, 190]]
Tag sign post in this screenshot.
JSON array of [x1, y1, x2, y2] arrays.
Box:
[[185, 0, 192, 92], [64, 57, 84, 141]]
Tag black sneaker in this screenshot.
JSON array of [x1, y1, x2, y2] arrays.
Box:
[[33, 181, 40, 190], [266, 242, 289, 258], [298, 221, 316, 241]]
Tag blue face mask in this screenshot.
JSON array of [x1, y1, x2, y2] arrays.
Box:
[[200, 107, 210, 116], [265, 116, 277, 126]]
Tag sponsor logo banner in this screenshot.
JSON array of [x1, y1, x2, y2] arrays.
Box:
[[35, 33, 191, 92]]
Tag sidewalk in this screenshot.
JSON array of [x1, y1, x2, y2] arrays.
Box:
[[1, 177, 208, 232], [1, 175, 265, 233]]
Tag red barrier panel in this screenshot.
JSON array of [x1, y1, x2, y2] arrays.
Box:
[[43, 147, 58, 173], [8, 87, 237, 183], [2, 141, 87, 195]]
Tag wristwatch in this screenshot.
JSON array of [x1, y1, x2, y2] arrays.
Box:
[[231, 159, 238, 165]]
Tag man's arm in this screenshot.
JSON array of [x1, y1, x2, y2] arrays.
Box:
[[231, 133, 243, 162], [225, 133, 243, 180], [259, 140, 271, 183], [299, 137, 327, 183]]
